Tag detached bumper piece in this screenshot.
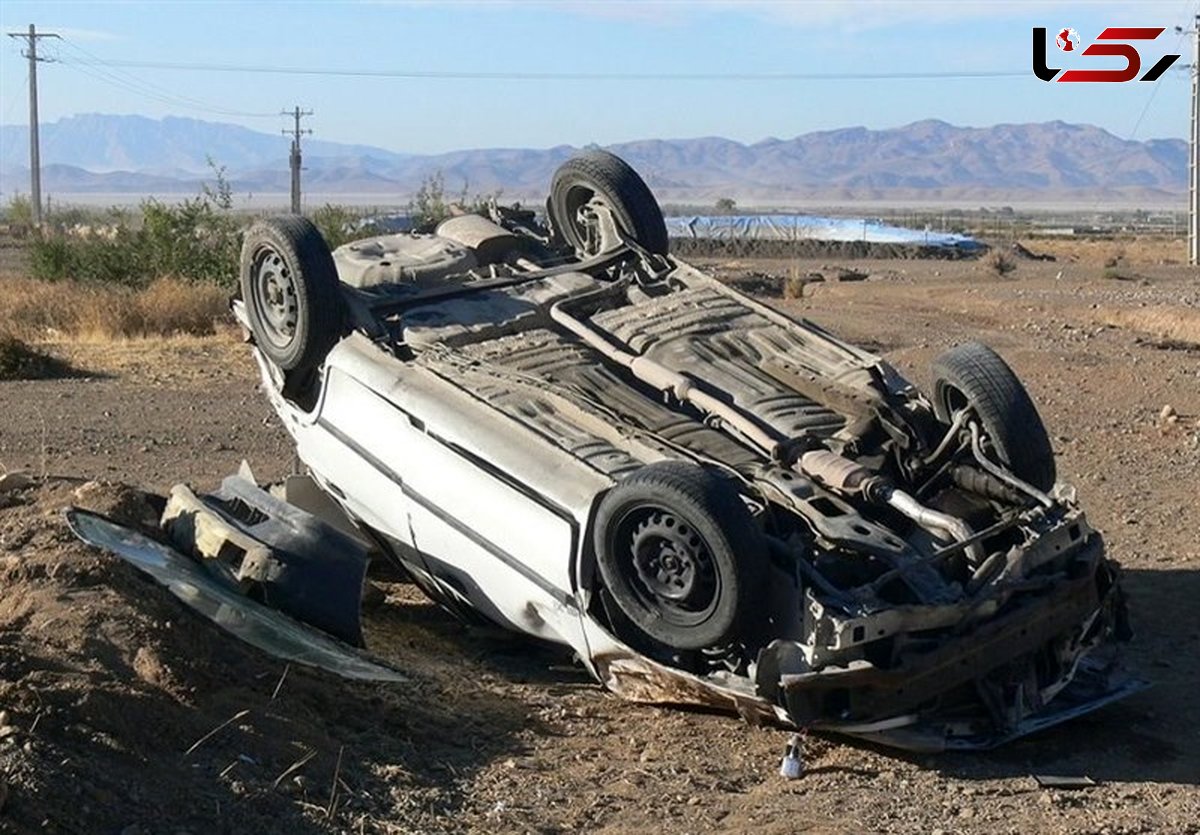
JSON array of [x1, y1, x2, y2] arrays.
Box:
[[65, 508, 402, 682], [161, 475, 370, 646]]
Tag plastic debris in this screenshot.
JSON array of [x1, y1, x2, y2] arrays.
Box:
[[64, 508, 405, 682], [779, 732, 805, 779]]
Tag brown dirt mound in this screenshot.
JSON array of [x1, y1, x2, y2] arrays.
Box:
[[0, 336, 74, 381], [0, 480, 551, 833]]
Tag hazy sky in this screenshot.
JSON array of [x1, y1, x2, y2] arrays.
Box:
[[1, 0, 1197, 153]]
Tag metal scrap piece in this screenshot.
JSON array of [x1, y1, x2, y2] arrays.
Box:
[[64, 508, 405, 683], [161, 475, 369, 646], [1034, 774, 1098, 789]]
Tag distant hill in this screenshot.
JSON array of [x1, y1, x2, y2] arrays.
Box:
[[0, 114, 1188, 205], [0, 114, 407, 174]]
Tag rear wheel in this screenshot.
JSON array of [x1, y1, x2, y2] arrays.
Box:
[[593, 461, 766, 651], [240, 215, 343, 373], [931, 342, 1056, 491], [549, 150, 669, 256]]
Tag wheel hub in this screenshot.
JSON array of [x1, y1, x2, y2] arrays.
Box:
[[253, 249, 299, 347], [630, 513, 713, 609]]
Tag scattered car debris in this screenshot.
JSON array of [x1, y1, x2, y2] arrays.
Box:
[[162, 473, 370, 645], [64, 508, 404, 682], [834, 267, 869, 281], [1033, 774, 1098, 789], [1010, 242, 1056, 262], [778, 732, 806, 779], [229, 149, 1142, 750]]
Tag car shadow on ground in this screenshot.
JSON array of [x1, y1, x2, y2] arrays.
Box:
[[366, 565, 1200, 790], [364, 587, 590, 687]]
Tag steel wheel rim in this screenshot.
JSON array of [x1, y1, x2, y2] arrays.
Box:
[[611, 505, 720, 627], [252, 246, 299, 349]]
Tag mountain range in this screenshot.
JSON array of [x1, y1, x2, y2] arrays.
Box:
[[0, 114, 1189, 205]]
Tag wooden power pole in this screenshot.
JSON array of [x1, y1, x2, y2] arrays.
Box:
[[282, 106, 312, 214], [1190, 15, 1199, 266], [7, 24, 59, 227]]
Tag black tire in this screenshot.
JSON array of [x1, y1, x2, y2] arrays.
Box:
[[931, 342, 1056, 492], [593, 460, 766, 650], [549, 150, 669, 256], [240, 215, 343, 373]]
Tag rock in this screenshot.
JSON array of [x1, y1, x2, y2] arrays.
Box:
[[1160, 404, 1177, 421], [0, 725, 18, 740], [0, 472, 34, 493]]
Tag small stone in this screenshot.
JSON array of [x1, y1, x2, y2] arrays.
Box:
[[1160, 404, 1177, 421], [0, 472, 34, 493]]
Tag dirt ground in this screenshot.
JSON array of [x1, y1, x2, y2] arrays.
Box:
[[1, 241, 1199, 834]]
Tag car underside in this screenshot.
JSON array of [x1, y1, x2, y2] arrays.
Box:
[[233, 150, 1141, 751]]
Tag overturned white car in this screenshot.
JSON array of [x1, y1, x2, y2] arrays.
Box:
[[234, 151, 1139, 751]]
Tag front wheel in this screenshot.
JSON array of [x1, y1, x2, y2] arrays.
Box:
[[240, 215, 344, 373], [593, 461, 766, 651]]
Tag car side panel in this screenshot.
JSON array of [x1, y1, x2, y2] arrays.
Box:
[[278, 338, 612, 652]]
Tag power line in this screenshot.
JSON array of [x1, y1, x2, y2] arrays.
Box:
[[1123, 23, 1193, 144], [52, 39, 278, 119], [54, 56, 1031, 82]]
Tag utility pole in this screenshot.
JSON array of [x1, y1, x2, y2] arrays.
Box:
[[282, 106, 312, 214], [1189, 15, 1199, 266], [7, 24, 59, 227]]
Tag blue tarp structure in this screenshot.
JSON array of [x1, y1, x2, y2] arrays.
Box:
[[664, 214, 984, 252], [355, 211, 984, 253]]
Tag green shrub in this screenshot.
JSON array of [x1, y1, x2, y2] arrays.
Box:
[[408, 171, 500, 231], [139, 196, 241, 286], [26, 173, 242, 290], [29, 235, 77, 281], [3, 194, 34, 234], [310, 203, 381, 250]]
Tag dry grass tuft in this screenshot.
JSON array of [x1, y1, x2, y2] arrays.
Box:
[[1, 277, 229, 341], [985, 249, 1017, 276]]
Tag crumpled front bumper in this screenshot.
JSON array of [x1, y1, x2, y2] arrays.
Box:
[[778, 540, 1144, 750], [827, 660, 1147, 752]]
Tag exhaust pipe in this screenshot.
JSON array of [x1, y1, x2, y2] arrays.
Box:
[[798, 450, 985, 564]]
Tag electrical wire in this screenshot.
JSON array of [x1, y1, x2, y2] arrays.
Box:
[[51, 39, 279, 119], [1122, 6, 1194, 144], [53, 56, 1030, 82]]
